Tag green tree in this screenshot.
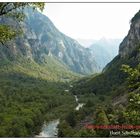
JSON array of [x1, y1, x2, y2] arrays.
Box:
[[0, 3, 45, 44], [8, 116, 28, 137], [121, 64, 140, 125], [94, 107, 110, 137], [65, 111, 76, 127], [116, 105, 126, 124], [123, 90, 140, 125], [85, 99, 95, 107], [121, 64, 140, 91], [58, 120, 75, 137], [75, 128, 96, 137], [94, 108, 109, 125]]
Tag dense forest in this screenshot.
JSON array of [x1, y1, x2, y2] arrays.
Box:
[[0, 72, 77, 136], [58, 63, 140, 137]]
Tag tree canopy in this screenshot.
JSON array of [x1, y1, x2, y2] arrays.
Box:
[[0, 3, 45, 44]]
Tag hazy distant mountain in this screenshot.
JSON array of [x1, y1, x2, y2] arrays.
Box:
[[89, 38, 122, 69]]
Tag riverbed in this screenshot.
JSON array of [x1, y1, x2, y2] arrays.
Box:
[[74, 95, 84, 110], [36, 119, 59, 137], [36, 95, 84, 137]]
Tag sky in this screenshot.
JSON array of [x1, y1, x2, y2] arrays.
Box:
[[43, 3, 140, 40]]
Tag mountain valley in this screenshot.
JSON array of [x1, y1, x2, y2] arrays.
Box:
[[0, 3, 140, 138]]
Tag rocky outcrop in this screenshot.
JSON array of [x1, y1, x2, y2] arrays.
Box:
[[119, 11, 140, 58], [0, 8, 100, 75]]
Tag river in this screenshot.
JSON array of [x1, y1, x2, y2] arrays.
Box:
[[36, 94, 84, 137], [35, 119, 59, 137], [74, 95, 84, 110]]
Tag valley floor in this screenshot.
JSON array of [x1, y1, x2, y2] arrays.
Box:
[[0, 60, 140, 137]]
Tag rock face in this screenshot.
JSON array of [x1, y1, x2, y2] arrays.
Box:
[[0, 8, 100, 75], [119, 10, 140, 58]]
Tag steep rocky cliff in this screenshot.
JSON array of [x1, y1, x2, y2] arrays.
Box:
[[0, 8, 100, 75], [119, 10, 140, 58]]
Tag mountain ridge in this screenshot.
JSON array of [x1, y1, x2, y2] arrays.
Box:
[[0, 8, 100, 76]]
